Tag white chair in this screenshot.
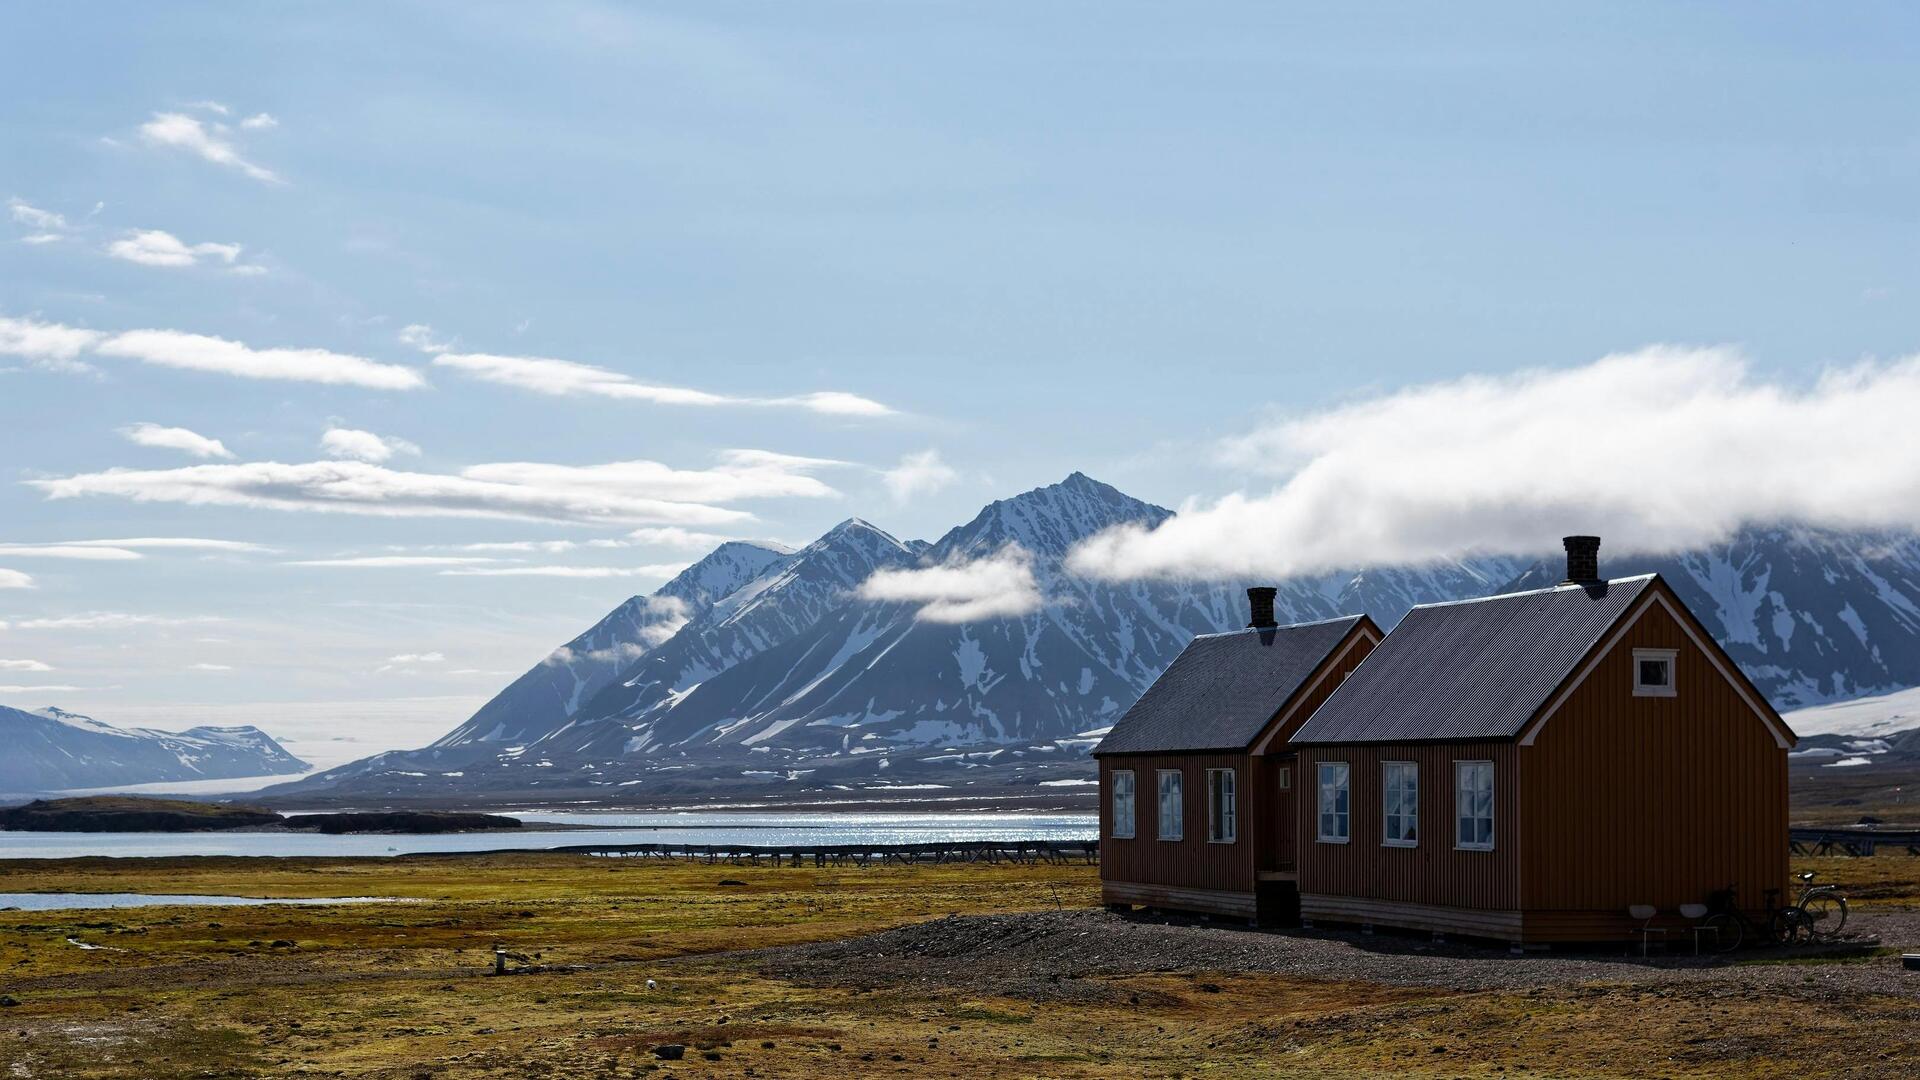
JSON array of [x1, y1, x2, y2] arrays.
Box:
[[1678, 903, 1712, 954], [1629, 904, 1668, 956]]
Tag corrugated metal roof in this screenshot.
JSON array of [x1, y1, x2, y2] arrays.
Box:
[[1094, 615, 1368, 755], [1289, 575, 1655, 745]]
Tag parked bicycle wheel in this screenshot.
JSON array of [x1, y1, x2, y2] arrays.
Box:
[[1800, 894, 1848, 939], [1700, 912, 1743, 952], [1769, 908, 1805, 946]]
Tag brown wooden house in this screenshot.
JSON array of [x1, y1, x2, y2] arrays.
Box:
[[1092, 592, 1382, 922], [1287, 536, 1797, 945]]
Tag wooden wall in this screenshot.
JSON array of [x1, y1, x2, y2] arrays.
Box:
[[1099, 752, 1256, 896], [1518, 586, 1790, 929], [1292, 742, 1520, 913]]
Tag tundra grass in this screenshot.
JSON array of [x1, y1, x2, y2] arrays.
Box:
[[0, 854, 1916, 1078]]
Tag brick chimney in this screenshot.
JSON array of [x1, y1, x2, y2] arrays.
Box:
[[1562, 535, 1602, 585], [1246, 586, 1278, 630]]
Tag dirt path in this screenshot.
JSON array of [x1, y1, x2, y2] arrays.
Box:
[[749, 907, 1920, 1003]]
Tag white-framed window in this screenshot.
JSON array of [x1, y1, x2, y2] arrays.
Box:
[[1382, 761, 1419, 847], [1455, 760, 1495, 851], [1207, 768, 1237, 844], [1316, 762, 1350, 843], [1156, 769, 1183, 841], [1110, 769, 1136, 839], [1633, 648, 1677, 697]]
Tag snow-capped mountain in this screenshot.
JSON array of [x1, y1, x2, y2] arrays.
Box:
[[432, 540, 792, 749], [0, 705, 307, 794], [265, 474, 1920, 805]]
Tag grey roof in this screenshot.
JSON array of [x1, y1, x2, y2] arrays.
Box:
[[1290, 575, 1657, 745], [1094, 616, 1369, 755]]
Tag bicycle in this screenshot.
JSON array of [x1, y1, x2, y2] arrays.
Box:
[[1697, 885, 1794, 952], [1778, 871, 1849, 943]]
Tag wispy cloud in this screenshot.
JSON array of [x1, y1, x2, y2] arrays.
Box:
[[138, 111, 281, 184], [857, 545, 1042, 623], [624, 526, 735, 551], [120, 421, 234, 459], [0, 569, 35, 589], [0, 685, 85, 694], [105, 228, 242, 268], [289, 555, 500, 569], [7, 612, 220, 630], [0, 544, 144, 561], [187, 662, 232, 672], [439, 564, 687, 579], [0, 659, 52, 672], [882, 449, 959, 502], [31, 457, 782, 527], [1069, 347, 1920, 581], [61, 537, 273, 553], [397, 324, 452, 354], [320, 427, 421, 463], [8, 197, 69, 243], [96, 329, 425, 390], [432, 351, 893, 416], [386, 652, 444, 664], [0, 314, 103, 373]]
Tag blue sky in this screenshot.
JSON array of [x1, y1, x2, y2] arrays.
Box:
[[3, 3, 1918, 762]]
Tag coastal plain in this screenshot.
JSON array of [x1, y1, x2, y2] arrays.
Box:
[[3, 854, 1920, 1078]]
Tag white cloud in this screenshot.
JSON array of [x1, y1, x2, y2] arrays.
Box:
[[397, 324, 451, 354], [0, 544, 144, 561], [120, 421, 234, 459], [1070, 347, 1920, 581], [289, 556, 500, 569], [433, 352, 893, 416], [6, 612, 220, 630], [321, 427, 421, 463], [63, 537, 273, 553], [0, 685, 85, 694], [0, 314, 103, 373], [8, 198, 66, 232], [440, 564, 687, 579], [96, 329, 425, 390], [463, 449, 845, 504], [882, 449, 959, 502], [188, 100, 231, 116], [106, 229, 242, 268], [239, 113, 277, 130], [0, 569, 35, 589], [857, 545, 1043, 623], [31, 458, 766, 527], [0, 660, 52, 672], [386, 652, 444, 664], [461, 539, 579, 553], [138, 111, 281, 184], [188, 663, 232, 672], [625, 526, 733, 551]]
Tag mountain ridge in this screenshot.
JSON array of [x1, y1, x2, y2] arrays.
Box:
[[0, 704, 307, 795], [263, 475, 1920, 805]]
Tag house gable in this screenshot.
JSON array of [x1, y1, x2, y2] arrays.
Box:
[[1517, 578, 1795, 750]]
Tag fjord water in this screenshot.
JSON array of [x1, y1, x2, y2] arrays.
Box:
[[0, 810, 1099, 859]]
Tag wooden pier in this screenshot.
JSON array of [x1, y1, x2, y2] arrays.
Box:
[[1791, 827, 1920, 857]]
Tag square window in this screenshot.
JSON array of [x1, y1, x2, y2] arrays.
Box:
[[1633, 649, 1678, 697]]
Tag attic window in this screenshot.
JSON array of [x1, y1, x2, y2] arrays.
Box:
[[1633, 648, 1678, 697]]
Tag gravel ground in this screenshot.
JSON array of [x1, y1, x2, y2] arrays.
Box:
[[750, 906, 1920, 1003]]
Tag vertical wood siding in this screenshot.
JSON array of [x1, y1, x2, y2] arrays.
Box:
[[1519, 590, 1790, 919], [1293, 743, 1520, 911], [1100, 752, 1255, 894]]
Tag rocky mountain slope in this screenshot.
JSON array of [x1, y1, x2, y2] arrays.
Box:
[[0, 706, 307, 795], [264, 474, 1920, 806]]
